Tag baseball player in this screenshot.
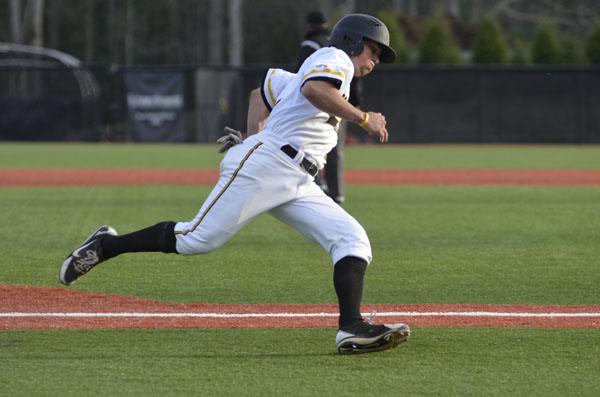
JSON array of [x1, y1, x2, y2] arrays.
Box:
[[59, 14, 410, 355], [294, 9, 353, 204]]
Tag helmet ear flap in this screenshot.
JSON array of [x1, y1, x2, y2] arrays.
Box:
[[343, 32, 364, 56]]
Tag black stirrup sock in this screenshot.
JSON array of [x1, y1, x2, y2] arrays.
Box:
[[101, 221, 177, 260], [333, 256, 368, 329]]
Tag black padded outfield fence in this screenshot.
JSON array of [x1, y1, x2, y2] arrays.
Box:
[[1, 65, 599, 143]]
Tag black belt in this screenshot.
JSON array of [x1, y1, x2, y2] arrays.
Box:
[[281, 145, 318, 177]]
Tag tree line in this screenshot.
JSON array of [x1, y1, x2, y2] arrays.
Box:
[[1, 0, 599, 66]]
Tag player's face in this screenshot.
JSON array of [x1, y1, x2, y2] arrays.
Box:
[[352, 41, 381, 77]]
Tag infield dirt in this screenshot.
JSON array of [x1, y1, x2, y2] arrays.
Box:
[[2, 284, 599, 330]]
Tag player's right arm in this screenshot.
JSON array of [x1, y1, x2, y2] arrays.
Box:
[[301, 80, 388, 143]]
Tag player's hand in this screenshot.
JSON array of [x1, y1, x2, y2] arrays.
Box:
[[217, 126, 243, 153], [361, 111, 388, 143]]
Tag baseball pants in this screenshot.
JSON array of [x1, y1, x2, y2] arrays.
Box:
[[173, 131, 372, 265]]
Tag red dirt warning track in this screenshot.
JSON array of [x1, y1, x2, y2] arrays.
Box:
[[1, 284, 598, 330], [2, 168, 600, 187]]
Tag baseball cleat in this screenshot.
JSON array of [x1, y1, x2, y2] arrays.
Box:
[[59, 226, 117, 285], [336, 322, 411, 355]]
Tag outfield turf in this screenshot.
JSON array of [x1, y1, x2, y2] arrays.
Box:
[[1, 328, 599, 396], [1, 142, 600, 169], [0, 185, 598, 305], [1, 143, 599, 395]]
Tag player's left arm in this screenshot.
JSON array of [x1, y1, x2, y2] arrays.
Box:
[[218, 87, 268, 152], [301, 79, 388, 143], [247, 68, 295, 135]]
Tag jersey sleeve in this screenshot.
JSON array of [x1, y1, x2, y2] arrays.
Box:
[[260, 68, 296, 112], [300, 49, 353, 91]]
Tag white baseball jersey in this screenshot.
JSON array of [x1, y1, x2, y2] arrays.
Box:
[[174, 47, 371, 266], [261, 68, 295, 111], [262, 47, 353, 170]]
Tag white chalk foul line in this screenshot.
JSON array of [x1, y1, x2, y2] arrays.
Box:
[[1, 312, 599, 318]]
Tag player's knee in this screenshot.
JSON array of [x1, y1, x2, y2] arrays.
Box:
[[331, 226, 372, 265]]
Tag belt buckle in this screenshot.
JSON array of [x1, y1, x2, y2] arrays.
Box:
[[304, 159, 318, 177]]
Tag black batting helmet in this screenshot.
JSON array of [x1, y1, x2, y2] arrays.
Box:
[[329, 14, 396, 63]]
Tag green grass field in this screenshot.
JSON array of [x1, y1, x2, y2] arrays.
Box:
[[1, 142, 600, 169], [1, 143, 599, 395]]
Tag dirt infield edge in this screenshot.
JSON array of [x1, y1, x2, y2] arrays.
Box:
[[2, 284, 598, 330]]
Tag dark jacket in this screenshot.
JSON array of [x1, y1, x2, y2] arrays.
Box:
[[294, 28, 330, 72]]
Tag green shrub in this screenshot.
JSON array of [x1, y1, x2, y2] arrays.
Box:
[[418, 14, 461, 65], [585, 21, 600, 64], [377, 11, 410, 64], [472, 15, 507, 64], [557, 37, 586, 65], [510, 40, 530, 65], [531, 22, 561, 64]]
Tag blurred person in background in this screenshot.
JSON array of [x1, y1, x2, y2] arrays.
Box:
[[294, 10, 363, 205]]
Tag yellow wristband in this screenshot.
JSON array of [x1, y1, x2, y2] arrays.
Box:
[[359, 112, 369, 127]]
